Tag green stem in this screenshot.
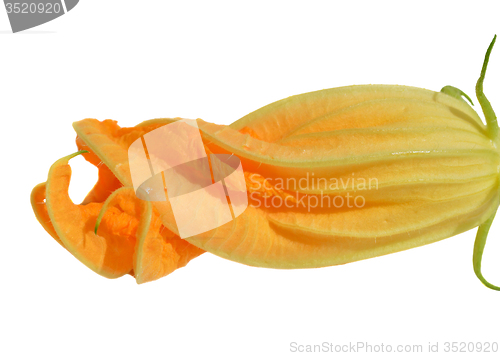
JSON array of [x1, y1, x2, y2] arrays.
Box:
[[471, 35, 500, 291], [473, 208, 500, 291], [440, 85, 474, 106], [94, 193, 112, 234], [69, 150, 89, 158], [476, 35, 498, 140], [94, 186, 133, 234]]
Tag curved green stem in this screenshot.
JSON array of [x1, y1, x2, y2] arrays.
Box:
[[440, 85, 474, 106], [471, 35, 500, 291], [94, 207, 105, 235], [476, 35, 498, 140], [473, 208, 500, 291], [94, 186, 134, 234], [94, 191, 114, 234], [70, 150, 89, 158]]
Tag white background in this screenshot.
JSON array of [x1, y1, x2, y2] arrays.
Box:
[[1, 1, 499, 355]]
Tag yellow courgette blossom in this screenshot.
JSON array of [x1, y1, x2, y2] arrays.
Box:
[[31, 36, 500, 289]]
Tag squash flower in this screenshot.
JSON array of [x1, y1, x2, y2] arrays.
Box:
[[31, 36, 499, 289]]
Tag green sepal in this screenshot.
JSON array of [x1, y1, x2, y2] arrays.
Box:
[[476, 35, 498, 140], [473, 209, 500, 291], [440, 85, 474, 106]]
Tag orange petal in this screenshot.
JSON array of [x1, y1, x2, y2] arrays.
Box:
[[46, 152, 143, 278]]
